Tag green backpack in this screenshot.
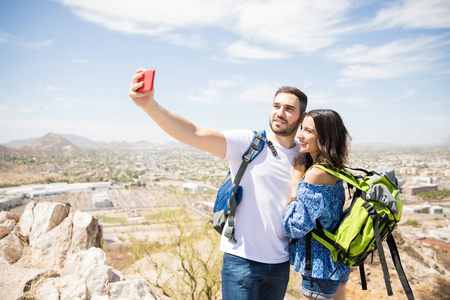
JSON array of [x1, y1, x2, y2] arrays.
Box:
[[305, 164, 414, 300]]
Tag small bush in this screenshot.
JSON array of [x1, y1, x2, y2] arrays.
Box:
[[405, 219, 420, 226]]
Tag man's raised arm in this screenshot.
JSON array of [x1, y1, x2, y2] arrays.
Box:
[[129, 68, 227, 158]]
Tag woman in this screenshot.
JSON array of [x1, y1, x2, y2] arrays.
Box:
[[283, 109, 352, 300]]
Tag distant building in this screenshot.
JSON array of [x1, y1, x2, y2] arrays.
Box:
[[92, 192, 113, 208], [430, 206, 444, 214], [403, 204, 444, 215], [398, 167, 419, 175], [401, 184, 438, 195], [0, 182, 112, 199], [181, 182, 217, 195], [403, 205, 430, 214], [412, 176, 433, 185], [0, 195, 24, 210]]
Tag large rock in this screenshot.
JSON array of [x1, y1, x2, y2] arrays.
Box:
[[0, 256, 54, 300], [15, 201, 102, 269], [0, 211, 20, 239], [0, 201, 167, 299], [0, 210, 25, 263], [62, 247, 112, 297], [0, 228, 25, 263], [17, 201, 71, 244], [29, 212, 73, 268], [16, 200, 36, 239], [67, 210, 103, 258], [109, 279, 161, 300], [27, 247, 160, 300]]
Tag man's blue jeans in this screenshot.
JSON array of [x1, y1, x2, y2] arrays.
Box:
[[221, 252, 290, 300]]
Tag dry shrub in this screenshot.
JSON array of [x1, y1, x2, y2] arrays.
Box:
[[428, 276, 450, 300], [105, 244, 135, 271]]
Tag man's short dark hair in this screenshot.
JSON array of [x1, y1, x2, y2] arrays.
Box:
[[275, 86, 308, 114]]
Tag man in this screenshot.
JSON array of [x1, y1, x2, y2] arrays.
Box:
[[129, 68, 307, 300]]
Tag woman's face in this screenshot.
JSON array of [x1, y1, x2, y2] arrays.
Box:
[[297, 115, 320, 160]]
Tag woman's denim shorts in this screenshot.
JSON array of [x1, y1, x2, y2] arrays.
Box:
[[301, 268, 351, 299]]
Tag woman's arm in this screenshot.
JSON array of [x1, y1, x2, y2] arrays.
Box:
[[283, 183, 326, 239], [290, 154, 306, 198]]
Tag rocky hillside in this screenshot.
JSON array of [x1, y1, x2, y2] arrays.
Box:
[[18, 132, 83, 157], [0, 201, 164, 300], [342, 230, 450, 299], [1, 199, 449, 299]]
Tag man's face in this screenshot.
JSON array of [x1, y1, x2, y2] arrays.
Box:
[[269, 93, 302, 137]]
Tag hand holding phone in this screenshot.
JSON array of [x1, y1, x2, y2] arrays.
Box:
[[137, 69, 155, 92]]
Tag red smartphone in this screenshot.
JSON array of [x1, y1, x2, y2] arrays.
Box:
[[137, 69, 155, 92]]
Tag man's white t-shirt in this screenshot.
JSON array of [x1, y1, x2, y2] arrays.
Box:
[[220, 129, 300, 264]]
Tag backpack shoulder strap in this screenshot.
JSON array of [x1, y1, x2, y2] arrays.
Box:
[[242, 130, 277, 163], [312, 164, 360, 189], [304, 164, 356, 271], [387, 234, 415, 299], [224, 130, 277, 242]]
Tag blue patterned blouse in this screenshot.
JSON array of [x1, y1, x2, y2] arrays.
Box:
[[283, 178, 350, 280]]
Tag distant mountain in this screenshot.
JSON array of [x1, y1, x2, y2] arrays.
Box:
[[19, 132, 83, 157], [1, 133, 187, 152], [0, 145, 21, 156], [2, 137, 40, 148], [59, 134, 175, 149], [59, 134, 103, 148]]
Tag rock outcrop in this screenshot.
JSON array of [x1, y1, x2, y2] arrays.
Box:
[[0, 201, 163, 300]]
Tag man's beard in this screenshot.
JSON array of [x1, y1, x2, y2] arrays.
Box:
[[269, 116, 301, 137]]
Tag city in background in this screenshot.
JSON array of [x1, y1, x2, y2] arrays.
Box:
[[1, 132, 449, 247], [0, 132, 449, 299]]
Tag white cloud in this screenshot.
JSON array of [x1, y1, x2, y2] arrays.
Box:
[[330, 35, 448, 82], [56, 0, 355, 55], [0, 31, 54, 48], [236, 85, 275, 103], [391, 88, 417, 101], [331, 36, 445, 65], [370, 0, 450, 29], [225, 41, 288, 60], [207, 76, 246, 87], [233, 0, 353, 52], [187, 88, 222, 103], [54, 97, 82, 107], [187, 76, 249, 102], [305, 92, 367, 106], [57, 0, 234, 48]]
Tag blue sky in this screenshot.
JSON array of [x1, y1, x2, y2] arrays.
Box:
[[0, 0, 449, 147]]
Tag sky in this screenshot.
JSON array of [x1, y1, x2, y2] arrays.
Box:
[[0, 0, 449, 147]]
